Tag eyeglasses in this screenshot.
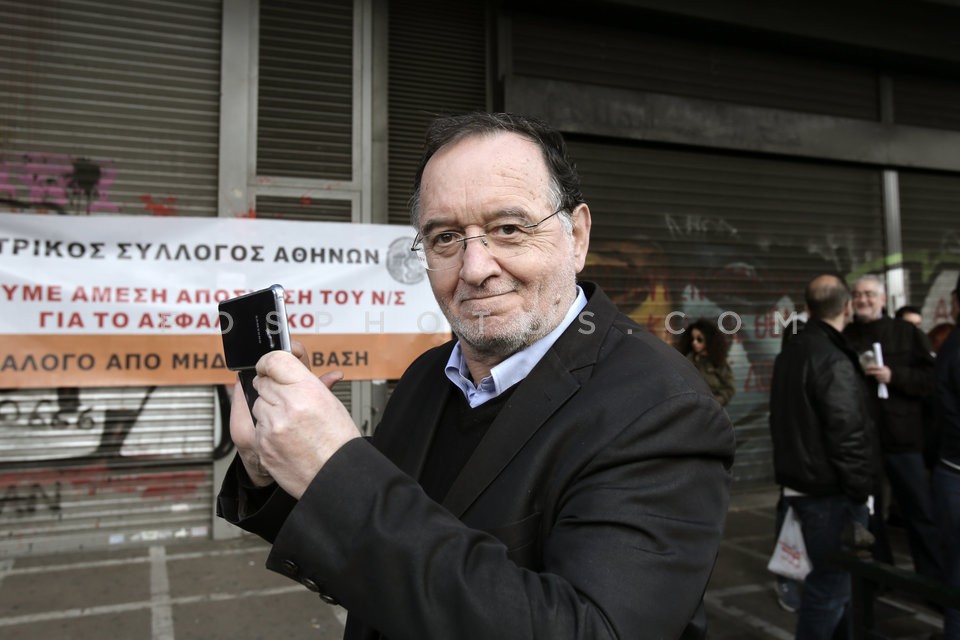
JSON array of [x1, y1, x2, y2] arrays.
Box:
[[410, 209, 565, 271]]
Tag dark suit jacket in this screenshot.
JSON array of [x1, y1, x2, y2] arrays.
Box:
[[843, 316, 936, 453], [218, 282, 736, 640]]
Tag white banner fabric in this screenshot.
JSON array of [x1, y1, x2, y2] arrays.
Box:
[[0, 213, 450, 387]]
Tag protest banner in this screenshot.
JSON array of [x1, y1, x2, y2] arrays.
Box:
[[0, 213, 450, 387]]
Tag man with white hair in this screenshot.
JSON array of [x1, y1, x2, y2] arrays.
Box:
[[843, 274, 942, 581]]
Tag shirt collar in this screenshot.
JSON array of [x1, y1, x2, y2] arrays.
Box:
[[445, 286, 588, 408]]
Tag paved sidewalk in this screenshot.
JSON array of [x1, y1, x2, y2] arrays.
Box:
[[711, 489, 944, 640], [0, 486, 945, 639], [0, 536, 345, 639]]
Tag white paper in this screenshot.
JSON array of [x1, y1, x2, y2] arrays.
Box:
[[873, 342, 889, 399]]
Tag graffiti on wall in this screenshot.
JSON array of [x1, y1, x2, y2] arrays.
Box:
[[0, 152, 228, 544], [585, 212, 960, 456], [0, 386, 232, 527], [0, 153, 120, 215], [140, 194, 178, 216]]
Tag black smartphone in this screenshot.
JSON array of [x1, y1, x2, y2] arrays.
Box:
[[218, 284, 292, 421]]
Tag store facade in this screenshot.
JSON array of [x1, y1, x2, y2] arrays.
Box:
[[2, 0, 959, 554]]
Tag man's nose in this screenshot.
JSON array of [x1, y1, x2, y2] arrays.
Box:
[[459, 234, 500, 284]]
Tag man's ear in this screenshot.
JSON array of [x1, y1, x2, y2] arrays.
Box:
[[571, 203, 592, 273]]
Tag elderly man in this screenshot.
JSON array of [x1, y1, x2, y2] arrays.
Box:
[[217, 112, 735, 639], [843, 274, 942, 581]]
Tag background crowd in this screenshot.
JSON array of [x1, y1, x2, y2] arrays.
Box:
[[759, 272, 959, 639]]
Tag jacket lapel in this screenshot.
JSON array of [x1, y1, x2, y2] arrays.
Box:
[[397, 386, 451, 480], [441, 282, 616, 517], [441, 351, 581, 517], [374, 346, 453, 480]]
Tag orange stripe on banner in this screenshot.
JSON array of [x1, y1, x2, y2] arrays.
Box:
[[0, 333, 451, 388]]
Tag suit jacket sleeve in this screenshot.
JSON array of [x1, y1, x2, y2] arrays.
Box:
[[887, 322, 936, 398], [217, 454, 298, 544], [262, 388, 732, 640]]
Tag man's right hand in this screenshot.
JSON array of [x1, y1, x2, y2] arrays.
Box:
[[230, 378, 275, 486], [229, 339, 342, 487]]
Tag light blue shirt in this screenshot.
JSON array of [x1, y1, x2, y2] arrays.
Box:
[[444, 286, 588, 408]]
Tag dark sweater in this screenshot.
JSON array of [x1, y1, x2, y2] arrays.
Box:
[[419, 385, 517, 504]]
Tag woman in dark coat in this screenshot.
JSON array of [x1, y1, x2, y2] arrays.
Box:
[[677, 317, 736, 407]]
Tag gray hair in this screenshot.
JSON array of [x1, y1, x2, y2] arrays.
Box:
[[852, 274, 886, 294]]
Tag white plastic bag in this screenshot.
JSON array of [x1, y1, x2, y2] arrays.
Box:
[[767, 506, 812, 581]]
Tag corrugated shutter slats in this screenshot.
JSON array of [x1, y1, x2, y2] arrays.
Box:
[[257, 0, 354, 180], [0, 0, 221, 217], [256, 195, 352, 222], [1, 386, 217, 556], [899, 170, 960, 327], [893, 74, 960, 132], [571, 139, 884, 485], [1, 0, 221, 556], [387, 0, 487, 226], [511, 12, 879, 121]]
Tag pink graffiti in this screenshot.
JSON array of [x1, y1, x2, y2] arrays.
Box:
[[0, 152, 120, 214]]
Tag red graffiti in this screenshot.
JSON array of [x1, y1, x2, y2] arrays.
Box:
[[743, 361, 773, 393], [0, 465, 206, 518], [140, 194, 177, 216]]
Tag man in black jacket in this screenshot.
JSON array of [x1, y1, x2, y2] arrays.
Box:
[[770, 274, 876, 639], [217, 112, 735, 639], [843, 274, 942, 581]]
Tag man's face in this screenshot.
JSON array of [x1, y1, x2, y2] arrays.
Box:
[[416, 132, 590, 362], [851, 280, 886, 322]]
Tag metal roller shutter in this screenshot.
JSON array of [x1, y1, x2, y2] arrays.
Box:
[[387, 0, 488, 226], [509, 11, 879, 120], [0, 386, 217, 556], [899, 170, 960, 330], [892, 74, 960, 132], [256, 195, 353, 222], [570, 138, 884, 485], [378, 0, 487, 423], [255, 0, 357, 416], [0, 0, 221, 217], [257, 0, 354, 180], [0, 0, 221, 556], [506, 9, 889, 486]]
